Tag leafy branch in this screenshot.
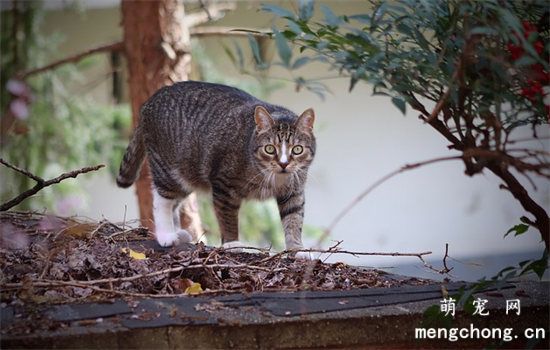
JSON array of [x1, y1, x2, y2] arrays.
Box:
[[255, 0, 549, 251]]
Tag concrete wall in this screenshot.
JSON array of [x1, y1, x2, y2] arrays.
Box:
[[39, 1, 548, 271]]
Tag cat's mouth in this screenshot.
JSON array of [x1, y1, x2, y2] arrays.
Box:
[[277, 168, 293, 175]]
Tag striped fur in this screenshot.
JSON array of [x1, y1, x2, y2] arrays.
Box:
[[117, 81, 316, 251], [116, 124, 145, 188]]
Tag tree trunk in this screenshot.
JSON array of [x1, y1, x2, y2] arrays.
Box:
[[120, 0, 202, 238]]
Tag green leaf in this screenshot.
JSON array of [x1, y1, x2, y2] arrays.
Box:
[[530, 251, 549, 279], [299, 0, 314, 21], [287, 20, 303, 35], [247, 34, 262, 66], [414, 28, 430, 50], [261, 4, 294, 19], [274, 30, 292, 67], [469, 27, 498, 36], [519, 216, 531, 224], [233, 41, 244, 70], [348, 14, 370, 24], [291, 56, 310, 70], [504, 223, 529, 238], [221, 44, 236, 65], [513, 55, 537, 67], [320, 4, 341, 27], [391, 97, 406, 115], [371, 2, 389, 31]]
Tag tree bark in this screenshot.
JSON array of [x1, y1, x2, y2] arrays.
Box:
[[120, 0, 201, 238]]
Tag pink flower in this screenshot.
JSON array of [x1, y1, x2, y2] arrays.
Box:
[[9, 98, 29, 120], [6, 79, 30, 98]]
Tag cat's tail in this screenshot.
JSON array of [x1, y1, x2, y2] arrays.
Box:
[[116, 125, 145, 188]]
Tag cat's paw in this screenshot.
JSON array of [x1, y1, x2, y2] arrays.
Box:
[[175, 229, 193, 243], [294, 251, 313, 260], [222, 240, 246, 252], [156, 229, 192, 247], [156, 231, 179, 247]]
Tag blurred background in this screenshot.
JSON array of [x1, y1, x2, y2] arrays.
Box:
[[1, 0, 548, 281]]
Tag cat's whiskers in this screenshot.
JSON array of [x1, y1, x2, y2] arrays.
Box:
[[244, 168, 270, 189], [257, 170, 273, 199]]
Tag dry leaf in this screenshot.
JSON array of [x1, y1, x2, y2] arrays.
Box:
[[185, 282, 203, 295], [121, 247, 146, 260], [65, 223, 96, 238], [179, 278, 194, 290]]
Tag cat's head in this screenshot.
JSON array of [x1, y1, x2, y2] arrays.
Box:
[[252, 105, 316, 179]]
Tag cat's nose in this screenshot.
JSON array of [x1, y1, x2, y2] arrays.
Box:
[[278, 161, 289, 170]]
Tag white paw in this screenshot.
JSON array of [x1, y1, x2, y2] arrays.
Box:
[[156, 229, 192, 247], [222, 240, 246, 252], [175, 229, 193, 243], [294, 251, 313, 260], [156, 231, 179, 247]]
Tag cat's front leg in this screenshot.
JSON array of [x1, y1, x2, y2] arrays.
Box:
[[153, 189, 192, 247], [277, 191, 312, 260], [212, 185, 244, 250]]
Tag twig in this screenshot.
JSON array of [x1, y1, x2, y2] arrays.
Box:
[[198, 0, 213, 21], [322, 240, 344, 263], [426, 84, 452, 123], [0, 159, 43, 182], [17, 41, 123, 79], [1, 263, 285, 291], [259, 247, 433, 265], [184, 2, 237, 28], [191, 26, 271, 38], [507, 135, 550, 144], [0, 159, 105, 211], [318, 155, 463, 245], [0, 279, 188, 299], [122, 205, 127, 230], [442, 243, 453, 273]]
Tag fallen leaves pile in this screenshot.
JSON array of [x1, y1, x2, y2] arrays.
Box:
[[1, 211, 430, 305]]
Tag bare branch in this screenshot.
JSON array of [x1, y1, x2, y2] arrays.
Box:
[[191, 26, 271, 38], [426, 75, 454, 123], [0, 158, 43, 182], [0, 159, 105, 211], [442, 243, 453, 273], [17, 41, 123, 79], [259, 247, 433, 265], [184, 2, 237, 28], [318, 155, 463, 245]]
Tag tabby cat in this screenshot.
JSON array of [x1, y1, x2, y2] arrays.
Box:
[[117, 81, 316, 259]]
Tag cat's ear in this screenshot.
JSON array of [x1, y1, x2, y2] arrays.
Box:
[[296, 108, 315, 132], [254, 106, 274, 133]]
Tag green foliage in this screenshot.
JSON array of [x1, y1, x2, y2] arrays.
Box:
[[504, 223, 529, 238], [261, 0, 548, 125], [1, 3, 131, 212], [192, 41, 281, 98], [504, 216, 536, 238]]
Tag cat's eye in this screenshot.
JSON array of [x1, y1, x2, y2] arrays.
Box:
[[264, 144, 276, 155], [292, 145, 304, 155]]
